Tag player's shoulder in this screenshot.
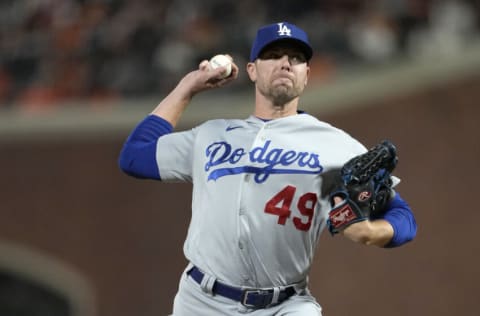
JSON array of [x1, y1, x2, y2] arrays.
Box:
[[297, 113, 349, 133], [196, 118, 246, 129], [299, 113, 367, 152], [299, 113, 334, 127], [193, 118, 249, 134]]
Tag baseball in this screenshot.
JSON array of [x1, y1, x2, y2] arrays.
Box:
[[209, 54, 232, 78]]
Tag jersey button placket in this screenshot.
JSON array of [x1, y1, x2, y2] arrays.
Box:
[[260, 124, 268, 141], [257, 124, 268, 142], [238, 209, 246, 249], [235, 124, 263, 276]]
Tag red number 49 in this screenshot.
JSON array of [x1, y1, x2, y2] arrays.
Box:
[[264, 185, 317, 231]]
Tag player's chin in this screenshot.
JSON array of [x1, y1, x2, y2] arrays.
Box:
[[274, 80, 304, 97], [272, 77, 294, 87], [270, 89, 298, 105], [271, 80, 293, 92]]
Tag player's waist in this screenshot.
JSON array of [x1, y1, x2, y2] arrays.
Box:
[[186, 265, 306, 309]]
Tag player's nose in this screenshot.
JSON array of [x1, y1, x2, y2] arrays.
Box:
[[279, 55, 292, 70]]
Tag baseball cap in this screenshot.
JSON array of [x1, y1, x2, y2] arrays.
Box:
[[250, 22, 313, 62]]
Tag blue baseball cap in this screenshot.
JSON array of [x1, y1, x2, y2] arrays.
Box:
[[250, 22, 313, 62]]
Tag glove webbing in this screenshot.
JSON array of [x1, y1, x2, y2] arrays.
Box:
[[342, 141, 397, 185]]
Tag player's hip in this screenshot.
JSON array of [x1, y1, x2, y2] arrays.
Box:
[[171, 264, 322, 315]]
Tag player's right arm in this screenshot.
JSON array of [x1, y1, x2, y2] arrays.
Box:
[[151, 57, 239, 127], [118, 57, 238, 179]]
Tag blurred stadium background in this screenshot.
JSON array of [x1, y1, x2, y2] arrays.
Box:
[[0, 0, 479, 315]]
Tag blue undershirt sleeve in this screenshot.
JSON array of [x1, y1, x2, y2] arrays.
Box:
[[378, 193, 417, 248], [118, 115, 173, 179]]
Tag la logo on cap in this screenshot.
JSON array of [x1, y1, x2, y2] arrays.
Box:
[[277, 22, 291, 36], [249, 21, 313, 61]]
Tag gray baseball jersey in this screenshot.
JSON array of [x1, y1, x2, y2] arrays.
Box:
[[156, 113, 366, 288]]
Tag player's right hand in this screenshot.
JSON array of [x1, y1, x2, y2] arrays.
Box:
[[181, 55, 239, 97], [201, 54, 239, 86]]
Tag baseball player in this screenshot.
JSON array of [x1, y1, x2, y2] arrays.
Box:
[[119, 22, 417, 315]]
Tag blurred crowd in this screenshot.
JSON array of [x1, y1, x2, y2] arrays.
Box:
[[0, 0, 479, 111]]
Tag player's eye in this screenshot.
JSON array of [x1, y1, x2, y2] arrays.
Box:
[[260, 51, 283, 60], [259, 51, 306, 65], [288, 54, 306, 65]]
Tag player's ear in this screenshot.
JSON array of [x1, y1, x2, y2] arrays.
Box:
[[304, 66, 310, 87], [246, 62, 257, 82]]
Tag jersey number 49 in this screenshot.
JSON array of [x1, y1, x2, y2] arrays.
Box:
[[264, 185, 317, 231]]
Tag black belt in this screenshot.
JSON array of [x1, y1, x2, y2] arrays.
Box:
[[187, 266, 296, 309]]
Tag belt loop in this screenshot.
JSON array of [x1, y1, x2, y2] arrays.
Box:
[[271, 287, 280, 305], [200, 272, 216, 295], [293, 279, 306, 294]]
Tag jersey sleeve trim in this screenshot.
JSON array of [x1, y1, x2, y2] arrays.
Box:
[[118, 115, 173, 179], [380, 193, 417, 248]]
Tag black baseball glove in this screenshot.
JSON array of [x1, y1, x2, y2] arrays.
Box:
[[325, 140, 398, 234]]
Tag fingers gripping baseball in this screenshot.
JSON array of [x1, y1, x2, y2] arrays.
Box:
[[180, 55, 238, 97], [201, 54, 238, 87]]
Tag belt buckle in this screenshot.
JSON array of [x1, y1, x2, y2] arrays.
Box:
[[241, 289, 271, 308]]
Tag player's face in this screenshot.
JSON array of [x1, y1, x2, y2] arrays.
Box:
[[247, 43, 310, 106]]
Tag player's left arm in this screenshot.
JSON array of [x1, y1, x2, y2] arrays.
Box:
[[338, 193, 417, 248]]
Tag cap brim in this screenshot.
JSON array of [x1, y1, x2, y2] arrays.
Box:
[[256, 38, 313, 61]]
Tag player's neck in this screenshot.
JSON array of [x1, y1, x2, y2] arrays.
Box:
[[254, 95, 299, 120]]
